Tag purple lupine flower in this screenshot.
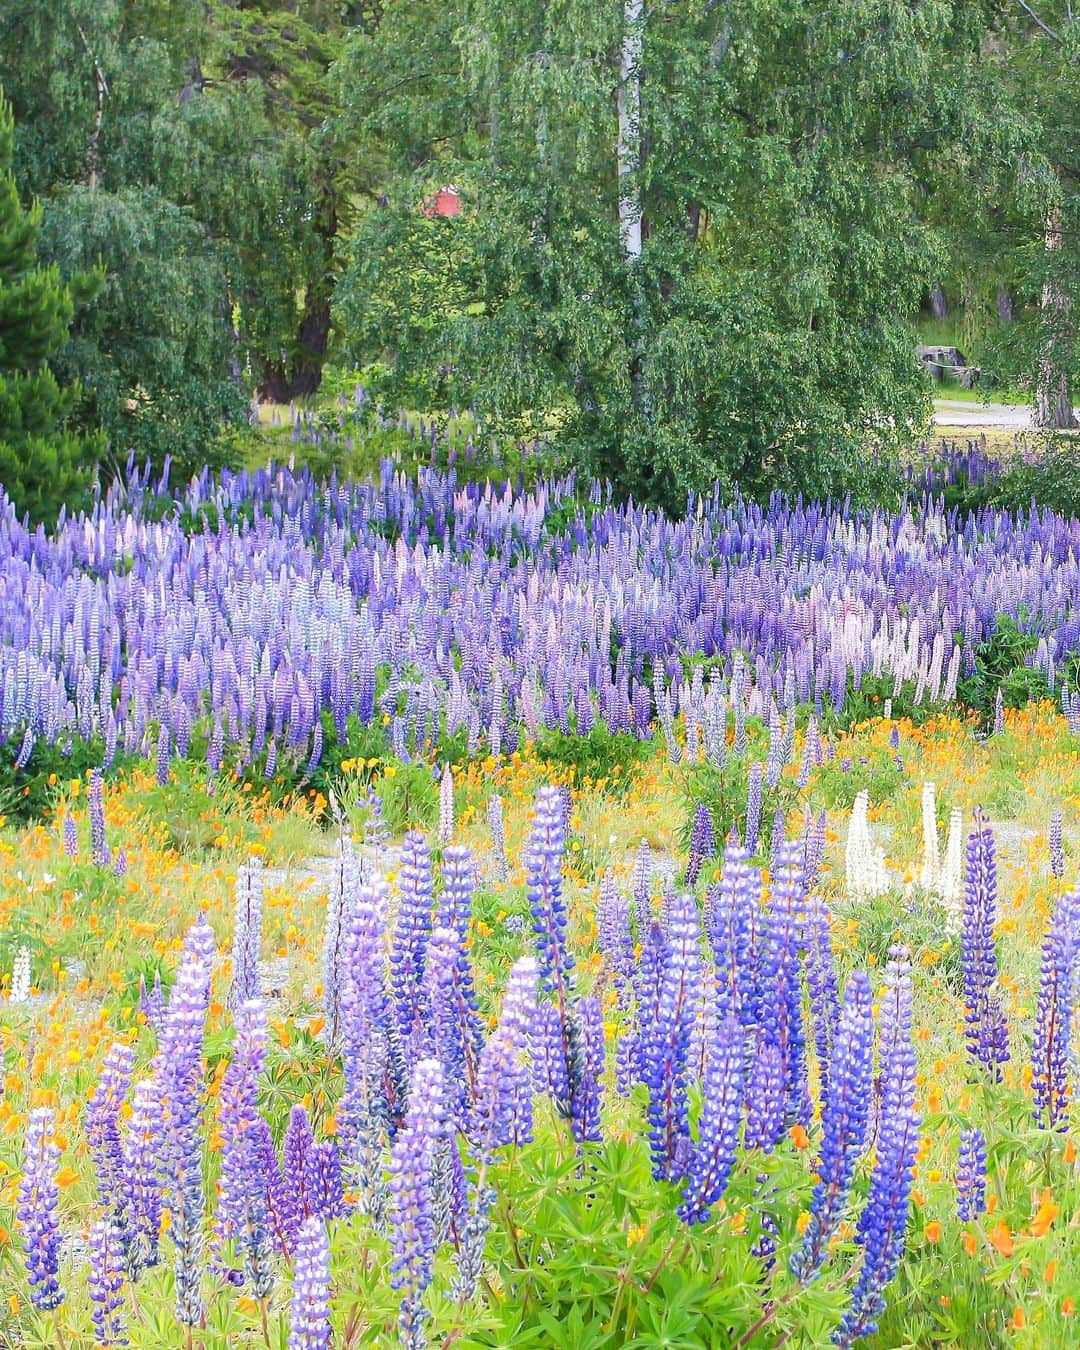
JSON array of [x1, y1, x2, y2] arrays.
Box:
[[121, 1077, 164, 1274], [338, 881, 393, 1217], [632, 839, 653, 933], [531, 1000, 572, 1112], [960, 818, 1009, 1078], [759, 841, 810, 1125], [282, 1105, 318, 1239], [390, 831, 435, 1066], [434, 849, 485, 1104], [252, 1118, 294, 1257], [472, 956, 540, 1157], [744, 1039, 786, 1152], [214, 999, 273, 1295], [705, 840, 760, 1028], [526, 786, 574, 994], [1032, 887, 1080, 1130], [597, 873, 635, 1000], [684, 802, 716, 887], [570, 995, 604, 1144], [1049, 809, 1065, 880], [156, 720, 170, 786], [834, 947, 920, 1348], [956, 1127, 987, 1221], [287, 1216, 331, 1350], [17, 1107, 64, 1311], [439, 764, 454, 843], [487, 793, 508, 882], [112, 847, 127, 877], [390, 1057, 447, 1348], [90, 768, 110, 866], [88, 1217, 126, 1345], [229, 858, 264, 1007], [643, 889, 704, 1182], [790, 971, 874, 1282], [139, 970, 167, 1033], [804, 889, 841, 1089], [768, 807, 786, 873], [86, 1041, 136, 1216], [63, 812, 78, 859], [323, 832, 360, 1048], [310, 1140, 346, 1222], [155, 912, 216, 1326], [679, 1016, 744, 1223], [745, 763, 764, 855]]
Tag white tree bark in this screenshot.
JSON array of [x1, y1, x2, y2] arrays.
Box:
[[617, 0, 643, 262], [1035, 205, 1078, 430]]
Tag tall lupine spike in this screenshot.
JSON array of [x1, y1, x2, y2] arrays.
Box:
[[743, 1039, 785, 1152], [939, 807, 964, 930], [90, 767, 110, 866], [745, 762, 764, 854], [155, 912, 216, 1327], [919, 782, 941, 894], [1049, 808, 1065, 880], [960, 817, 1009, 1078], [390, 1057, 447, 1350], [17, 1107, 64, 1312], [632, 839, 652, 932], [88, 1217, 126, 1346], [956, 1127, 987, 1221], [570, 995, 604, 1144], [229, 858, 265, 1007], [790, 972, 874, 1282], [63, 811, 78, 859], [310, 1140, 346, 1223], [1032, 888, 1080, 1130], [323, 831, 360, 1048], [156, 720, 171, 786], [432, 847, 485, 1108], [597, 873, 635, 1001], [678, 1016, 744, 1223], [804, 889, 841, 1089], [214, 999, 273, 1296], [9, 944, 31, 1003], [287, 1216, 331, 1350], [282, 1105, 318, 1240], [768, 806, 786, 873], [705, 839, 760, 1029], [252, 1119, 294, 1257], [338, 880, 393, 1222], [439, 764, 454, 844], [390, 831, 436, 1067], [122, 1077, 164, 1275], [684, 802, 716, 887], [487, 793, 509, 882], [86, 1041, 137, 1216], [644, 890, 704, 1182], [763, 841, 811, 1125], [835, 947, 920, 1347], [993, 687, 1005, 735], [845, 790, 888, 898]]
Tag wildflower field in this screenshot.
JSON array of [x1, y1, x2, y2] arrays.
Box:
[[1, 453, 1080, 1348]]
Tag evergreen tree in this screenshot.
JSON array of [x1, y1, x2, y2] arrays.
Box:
[[0, 93, 97, 523]]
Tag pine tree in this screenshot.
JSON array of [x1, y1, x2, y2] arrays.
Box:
[[0, 92, 97, 523]]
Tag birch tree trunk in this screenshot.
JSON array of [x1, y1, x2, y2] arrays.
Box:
[[1035, 205, 1078, 429], [617, 0, 648, 417]]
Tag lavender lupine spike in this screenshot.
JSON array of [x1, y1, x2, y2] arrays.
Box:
[[282, 1105, 318, 1238], [644, 890, 704, 1182], [214, 999, 273, 1295], [1049, 809, 1065, 880], [743, 1040, 785, 1152], [790, 971, 874, 1282], [570, 995, 604, 1144], [471, 956, 540, 1158], [310, 1141, 346, 1222], [960, 818, 1009, 1078], [155, 912, 216, 1327], [90, 767, 110, 866], [430, 848, 485, 1110], [390, 1057, 447, 1349], [323, 831, 360, 1047], [287, 1217, 331, 1350], [17, 1107, 64, 1311], [252, 1119, 294, 1257], [834, 947, 920, 1348], [597, 873, 635, 1000], [679, 1016, 744, 1223], [1032, 888, 1080, 1130], [705, 840, 759, 1029], [63, 811, 78, 859], [88, 1218, 126, 1346], [390, 831, 435, 1066], [487, 792, 509, 882], [684, 802, 716, 887], [632, 839, 653, 932], [956, 1127, 987, 1221], [804, 889, 841, 1089], [156, 719, 170, 786], [229, 858, 265, 1007], [745, 762, 764, 855], [121, 1077, 164, 1274], [86, 1041, 137, 1215], [759, 841, 810, 1125]]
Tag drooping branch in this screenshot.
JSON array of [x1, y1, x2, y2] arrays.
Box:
[[75, 23, 109, 190], [1015, 0, 1064, 44]]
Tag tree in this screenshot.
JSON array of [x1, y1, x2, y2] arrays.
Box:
[[0, 93, 98, 522], [340, 0, 994, 508]]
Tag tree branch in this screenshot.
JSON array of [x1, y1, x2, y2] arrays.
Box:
[[1015, 0, 1064, 43]]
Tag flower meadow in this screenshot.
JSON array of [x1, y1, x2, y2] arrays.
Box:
[[0, 459, 1079, 1348]]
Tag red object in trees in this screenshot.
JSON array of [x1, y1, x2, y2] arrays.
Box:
[[422, 186, 461, 218]]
